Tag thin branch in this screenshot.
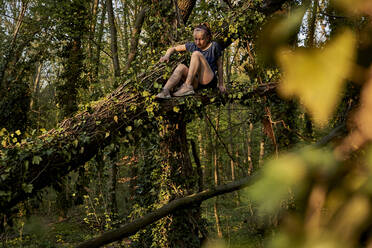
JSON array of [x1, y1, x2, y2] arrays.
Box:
[[204, 111, 236, 163], [77, 175, 255, 248]]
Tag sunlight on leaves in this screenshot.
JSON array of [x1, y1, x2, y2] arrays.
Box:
[[277, 30, 356, 126]]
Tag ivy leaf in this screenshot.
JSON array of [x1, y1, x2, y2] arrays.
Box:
[[32, 156, 42, 165], [277, 29, 356, 126], [22, 183, 33, 194]]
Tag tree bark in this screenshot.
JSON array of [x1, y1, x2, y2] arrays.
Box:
[[88, 0, 100, 85], [0, 0, 28, 91], [122, 7, 146, 74], [93, 0, 107, 84], [175, 0, 196, 25], [157, 115, 202, 247], [213, 109, 223, 238], [106, 0, 121, 81], [29, 62, 42, 111], [247, 122, 254, 175]]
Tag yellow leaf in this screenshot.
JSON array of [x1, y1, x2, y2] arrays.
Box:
[[105, 132, 110, 138], [15, 130, 21, 136], [126, 126, 132, 132], [1, 140, 6, 147], [114, 115, 118, 123], [173, 106, 180, 113], [277, 30, 356, 126], [142, 91, 150, 97]]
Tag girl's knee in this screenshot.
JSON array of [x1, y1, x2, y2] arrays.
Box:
[[191, 51, 202, 58], [175, 64, 188, 73]]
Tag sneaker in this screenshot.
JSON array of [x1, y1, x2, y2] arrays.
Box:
[[173, 84, 195, 97], [155, 88, 171, 99]]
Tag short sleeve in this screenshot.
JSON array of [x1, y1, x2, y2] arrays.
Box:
[[214, 42, 223, 59], [185, 42, 197, 52]]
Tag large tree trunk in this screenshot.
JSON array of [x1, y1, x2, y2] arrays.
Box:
[[157, 114, 202, 247]]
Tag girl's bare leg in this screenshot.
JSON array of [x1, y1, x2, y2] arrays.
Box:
[[184, 51, 214, 89], [163, 64, 188, 91]]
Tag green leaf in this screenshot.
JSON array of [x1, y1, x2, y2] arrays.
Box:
[[32, 156, 42, 165], [22, 183, 33, 193], [24, 160, 29, 171]]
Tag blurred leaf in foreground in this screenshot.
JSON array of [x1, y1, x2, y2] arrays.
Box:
[[245, 148, 336, 215], [334, 0, 372, 16], [277, 30, 356, 126], [336, 70, 372, 156]]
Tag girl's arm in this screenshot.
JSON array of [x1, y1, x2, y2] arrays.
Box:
[[217, 56, 226, 93], [160, 44, 186, 63]]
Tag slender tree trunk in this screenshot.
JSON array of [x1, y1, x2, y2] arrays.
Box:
[[88, 0, 100, 84], [247, 123, 254, 175], [93, 0, 106, 84], [0, 0, 28, 91], [106, 0, 121, 82], [306, 0, 319, 48], [122, 0, 129, 59], [122, 7, 146, 74], [213, 109, 223, 238], [303, 0, 318, 139], [109, 147, 119, 215], [30, 62, 42, 111], [259, 137, 265, 167]]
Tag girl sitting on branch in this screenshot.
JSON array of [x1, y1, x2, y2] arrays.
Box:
[[156, 23, 226, 99]]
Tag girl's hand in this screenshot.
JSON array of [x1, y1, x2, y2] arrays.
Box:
[[160, 55, 170, 63]]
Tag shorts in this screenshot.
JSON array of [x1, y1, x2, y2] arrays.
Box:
[[198, 75, 217, 90]]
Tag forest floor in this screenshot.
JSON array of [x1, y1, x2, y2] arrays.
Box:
[[3, 191, 273, 247]]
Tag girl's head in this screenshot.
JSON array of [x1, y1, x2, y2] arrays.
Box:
[[193, 23, 212, 49]]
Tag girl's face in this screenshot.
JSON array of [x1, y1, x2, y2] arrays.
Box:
[[193, 29, 210, 50]]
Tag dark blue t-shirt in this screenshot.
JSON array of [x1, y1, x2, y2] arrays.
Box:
[[185, 41, 223, 74]]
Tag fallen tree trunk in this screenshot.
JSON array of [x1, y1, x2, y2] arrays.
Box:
[[77, 175, 256, 248], [0, 59, 177, 214], [0, 56, 276, 214]]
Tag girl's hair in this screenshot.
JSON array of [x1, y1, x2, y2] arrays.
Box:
[[194, 23, 212, 39]]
